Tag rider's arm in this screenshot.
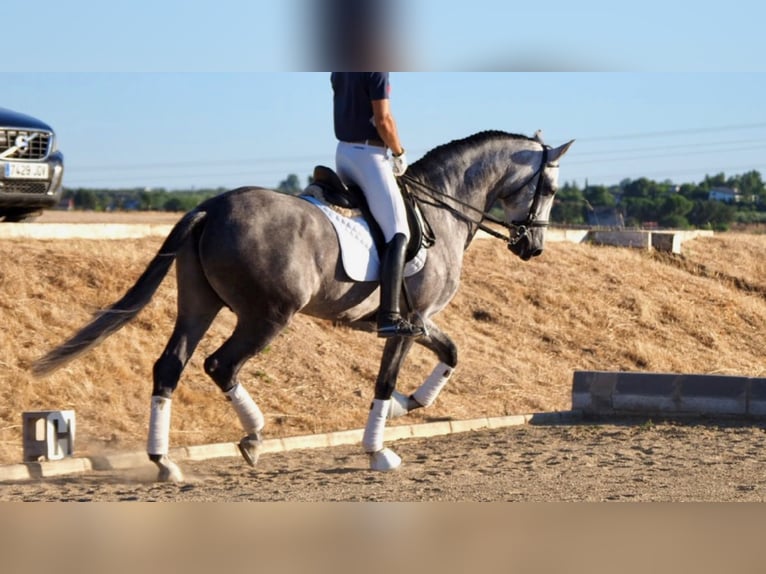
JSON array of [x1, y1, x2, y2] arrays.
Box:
[[372, 98, 405, 157]]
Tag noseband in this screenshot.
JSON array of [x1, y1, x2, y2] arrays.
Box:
[[507, 145, 549, 246], [400, 144, 551, 248]]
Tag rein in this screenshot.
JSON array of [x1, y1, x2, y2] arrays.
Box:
[[400, 145, 550, 247]]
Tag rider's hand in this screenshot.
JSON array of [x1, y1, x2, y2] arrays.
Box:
[[391, 150, 408, 176]]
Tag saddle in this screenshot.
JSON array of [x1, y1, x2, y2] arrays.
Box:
[[304, 166, 434, 262]]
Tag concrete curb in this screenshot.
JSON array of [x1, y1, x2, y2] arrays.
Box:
[[0, 410, 580, 482], [573, 370, 766, 417], [0, 223, 175, 240]]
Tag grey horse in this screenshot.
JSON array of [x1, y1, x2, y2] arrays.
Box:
[[33, 130, 574, 481]]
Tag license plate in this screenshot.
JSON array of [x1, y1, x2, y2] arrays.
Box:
[[4, 162, 49, 180]]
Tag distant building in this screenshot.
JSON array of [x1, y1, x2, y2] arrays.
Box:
[[708, 187, 740, 203]]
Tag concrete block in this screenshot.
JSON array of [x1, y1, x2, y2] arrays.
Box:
[[651, 232, 682, 254], [37, 457, 93, 478], [258, 439, 285, 454], [613, 372, 680, 413], [280, 434, 330, 451], [545, 229, 589, 243], [486, 415, 528, 429], [450, 418, 490, 433], [384, 425, 414, 441], [0, 464, 33, 481], [90, 451, 153, 471], [748, 378, 766, 416], [185, 442, 239, 461], [678, 375, 748, 415], [589, 230, 650, 250], [572, 371, 616, 413], [326, 429, 364, 447], [409, 421, 452, 438], [0, 223, 174, 240], [572, 370, 756, 417]]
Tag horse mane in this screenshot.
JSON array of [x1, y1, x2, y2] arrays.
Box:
[[408, 130, 535, 178]]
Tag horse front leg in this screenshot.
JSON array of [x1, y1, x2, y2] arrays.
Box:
[[388, 320, 457, 418], [363, 336, 415, 471]]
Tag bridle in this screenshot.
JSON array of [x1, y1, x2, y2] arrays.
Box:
[[400, 145, 551, 248]]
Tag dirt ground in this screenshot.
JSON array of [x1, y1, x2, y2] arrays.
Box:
[[3, 418, 766, 501], [4, 209, 766, 501]]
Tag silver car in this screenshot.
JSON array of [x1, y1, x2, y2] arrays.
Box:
[[0, 107, 64, 221]]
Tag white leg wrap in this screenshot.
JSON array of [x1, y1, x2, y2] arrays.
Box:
[[362, 399, 390, 453], [147, 396, 172, 456], [412, 363, 454, 408], [225, 384, 265, 435], [388, 391, 411, 419]]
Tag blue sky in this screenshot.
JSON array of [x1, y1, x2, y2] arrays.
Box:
[[5, 1, 765, 72], [2, 0, 765, 191], [3, 73, 765, 191]]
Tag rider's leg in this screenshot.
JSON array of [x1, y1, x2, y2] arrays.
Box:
[[335, 142, 424, 338], [376, 232, 423, 337]]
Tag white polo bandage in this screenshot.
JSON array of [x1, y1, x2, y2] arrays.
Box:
[[226, 384, 265, 435], [362, 399, 390, 453], [147, 396, 172, 456], [412, 363, 454, 408]]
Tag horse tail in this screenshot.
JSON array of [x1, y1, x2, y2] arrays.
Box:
[[31, 209, 207, 377]]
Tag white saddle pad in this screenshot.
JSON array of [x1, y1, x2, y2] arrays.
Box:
[[302, 195, 427, 282]]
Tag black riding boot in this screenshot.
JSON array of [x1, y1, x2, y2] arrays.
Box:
[[377, 233, 425, 338]]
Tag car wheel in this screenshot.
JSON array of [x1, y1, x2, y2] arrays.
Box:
[[3, 208, 42, 222]]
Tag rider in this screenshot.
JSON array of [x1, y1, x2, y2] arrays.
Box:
[[331, 72, 424, 338]]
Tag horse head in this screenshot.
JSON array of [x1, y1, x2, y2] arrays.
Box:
[[502, 134, 574, 261]]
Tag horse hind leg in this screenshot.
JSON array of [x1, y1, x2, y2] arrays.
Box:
[[203, 320, 288, 468], [148, 308, 221, 482], [148, 245, 223, 482]]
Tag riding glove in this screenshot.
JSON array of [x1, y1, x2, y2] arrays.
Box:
[[391, 150, 408, 176]]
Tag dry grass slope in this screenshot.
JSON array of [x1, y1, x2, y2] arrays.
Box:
[[2, 228, 766, 464]]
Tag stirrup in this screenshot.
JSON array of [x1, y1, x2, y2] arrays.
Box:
[[377, 318, 425, 339]]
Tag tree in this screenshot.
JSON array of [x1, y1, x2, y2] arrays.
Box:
[[583, 185, 615, 208], [688, 200, 735, 230], [551, 183, 586, 225], [622, 177, 666, 200], [621, 197, 658, 226], [678, 183, 707, 202], [162, 197, 186, 212], [277, 174, 304, 195], [701, 172, 726, 190], [733, 170, 765, 204], [658, 194, 693, 228], [72, 188, 99, 210]]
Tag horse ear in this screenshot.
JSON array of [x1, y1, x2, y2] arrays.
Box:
[[533, 130, 544, 144], [547, 139, 575, 163]]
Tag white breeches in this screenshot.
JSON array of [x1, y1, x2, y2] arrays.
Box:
[[335, 141, 409, 243]]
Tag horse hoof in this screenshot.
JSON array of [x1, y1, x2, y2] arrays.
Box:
[[238, 434, 263, 467], [368, 448, 402, 472], [155, 456, 184, 483]]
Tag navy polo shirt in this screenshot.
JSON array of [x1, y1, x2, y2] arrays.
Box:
[[331, 72, 390, 142]]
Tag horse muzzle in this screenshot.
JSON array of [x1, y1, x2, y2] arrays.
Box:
[[507, 230, 543, 261]]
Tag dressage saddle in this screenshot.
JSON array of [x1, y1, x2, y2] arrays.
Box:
[[305, 165, 433, 261]]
